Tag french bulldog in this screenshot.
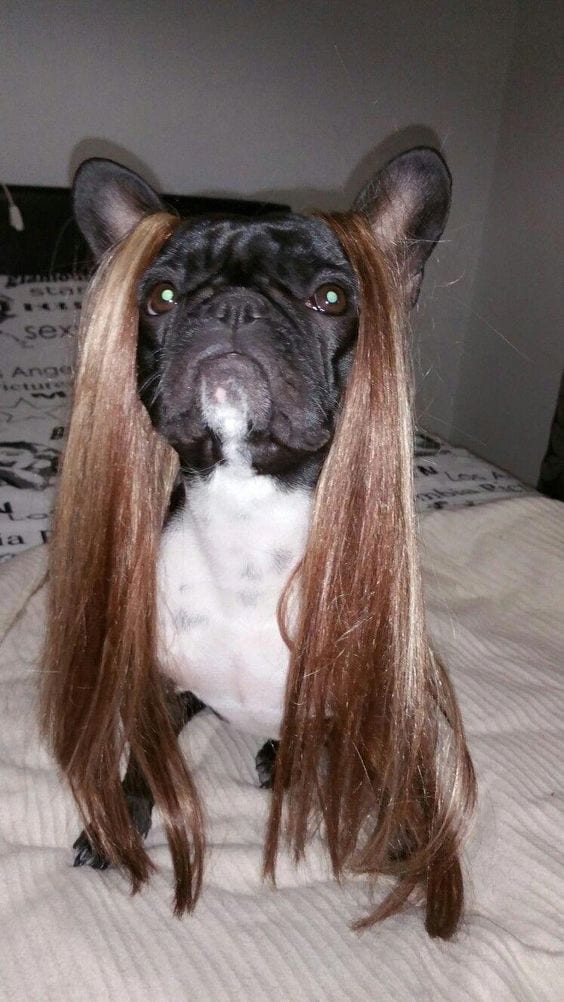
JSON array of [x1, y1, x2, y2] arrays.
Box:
[[70, 146, 451, 868]]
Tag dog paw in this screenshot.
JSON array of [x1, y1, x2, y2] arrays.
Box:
[[125, 795, 153, 839], [255, 739, 279, 789], [72, 830, 110, 870], [72, 795, 153, 869]]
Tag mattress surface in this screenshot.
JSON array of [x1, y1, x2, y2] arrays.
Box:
[[0, 495, 562, 1001]]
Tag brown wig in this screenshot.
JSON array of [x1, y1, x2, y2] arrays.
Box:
[[266, 212, 476, 938], [41, 213, 204, 911], [41, 207, 475, 938]]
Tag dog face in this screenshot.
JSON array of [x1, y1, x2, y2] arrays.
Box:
[[73, 149, 451, 482], [136, 214, 358, 476]]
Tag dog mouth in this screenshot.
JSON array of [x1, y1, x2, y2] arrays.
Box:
[[162, 347, 332, 459]]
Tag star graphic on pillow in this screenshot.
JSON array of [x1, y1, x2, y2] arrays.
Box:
[[0, 397, 67, 423]]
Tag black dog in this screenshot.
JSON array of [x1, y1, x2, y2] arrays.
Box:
[[71, 148, 450, 868]]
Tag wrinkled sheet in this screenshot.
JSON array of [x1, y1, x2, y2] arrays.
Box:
[[0, 496, 563, 1001]]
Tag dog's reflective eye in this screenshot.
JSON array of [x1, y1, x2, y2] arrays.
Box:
[[145, 283, 178, 316], [306, 284, 347, 316]]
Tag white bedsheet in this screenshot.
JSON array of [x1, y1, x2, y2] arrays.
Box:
[[0, 496, 563, 1001]]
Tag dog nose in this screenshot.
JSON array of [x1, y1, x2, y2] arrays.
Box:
[[203, 288, 267, 329]]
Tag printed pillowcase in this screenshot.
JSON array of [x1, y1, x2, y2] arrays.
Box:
[[0, 275, 84, 561], [413, 433, 531, 513]]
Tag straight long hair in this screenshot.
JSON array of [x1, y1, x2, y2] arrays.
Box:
[[42, 212, 204, 912], [265, 212, 476, 938], [41, 209, 475, 937]]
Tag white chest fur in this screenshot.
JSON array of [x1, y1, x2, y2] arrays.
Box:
[[157, 463, 311, 736]]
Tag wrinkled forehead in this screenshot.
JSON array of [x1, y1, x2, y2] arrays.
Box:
[[143, 213, 355, 286]]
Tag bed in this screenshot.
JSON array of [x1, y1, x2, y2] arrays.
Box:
[[1, 186, 563, 1001]]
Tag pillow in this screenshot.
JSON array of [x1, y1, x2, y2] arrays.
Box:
[[414, 430, 532, 512], [0, 275, 82, 561]]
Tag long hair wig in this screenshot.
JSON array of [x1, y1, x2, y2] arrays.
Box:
[[41, 206, 476, 938]]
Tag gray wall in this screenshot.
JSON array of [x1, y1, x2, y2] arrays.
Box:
[[6, 0, 552, 477], [454, 0, 564, 485]]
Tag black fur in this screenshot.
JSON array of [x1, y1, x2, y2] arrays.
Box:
[[137, 214, 358, 488]]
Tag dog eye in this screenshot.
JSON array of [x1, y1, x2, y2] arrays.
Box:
[[306, 284, 347, 316], [145, 282, 178, 316]]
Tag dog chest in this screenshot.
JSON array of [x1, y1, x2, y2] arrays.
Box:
[[157, 465, 311, 736]]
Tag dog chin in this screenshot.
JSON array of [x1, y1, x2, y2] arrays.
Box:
[[162, 408, 331, 476]]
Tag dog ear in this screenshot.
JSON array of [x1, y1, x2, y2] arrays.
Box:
[[353, 147, 451, 305], [73, 158, 166, 259]]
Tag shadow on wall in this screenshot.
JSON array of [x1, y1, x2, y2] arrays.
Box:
[[69, 125, 444, 212]]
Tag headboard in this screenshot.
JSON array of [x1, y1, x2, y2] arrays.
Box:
[[0, 184, 288, 277]]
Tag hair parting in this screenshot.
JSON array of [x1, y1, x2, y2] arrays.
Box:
[[264, 211, 476, 939], [41, 212, 205, 913]]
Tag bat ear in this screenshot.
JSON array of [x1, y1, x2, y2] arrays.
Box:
[[353, 147, 451, 305], [72, 158, 166, 259]]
